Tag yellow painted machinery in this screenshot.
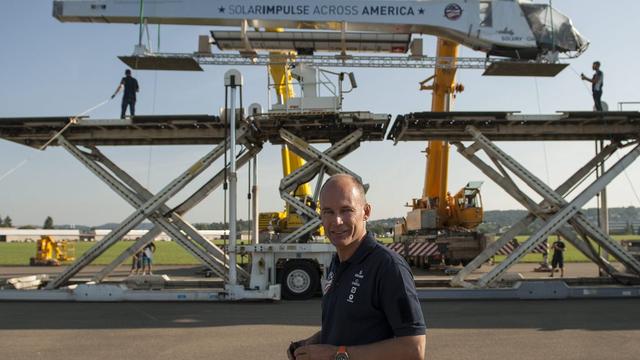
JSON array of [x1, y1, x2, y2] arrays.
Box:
[[394, 39, 487, 267], [258, 49, 324, 242], [29, 235, 76, 266]]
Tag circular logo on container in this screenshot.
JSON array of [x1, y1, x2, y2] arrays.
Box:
[[444, 3, 463, 20]]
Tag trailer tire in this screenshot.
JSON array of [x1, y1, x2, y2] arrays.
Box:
[[281, 260, 319, 300]]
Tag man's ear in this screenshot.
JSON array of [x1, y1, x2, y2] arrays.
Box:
[[363, 203, 372, 221]]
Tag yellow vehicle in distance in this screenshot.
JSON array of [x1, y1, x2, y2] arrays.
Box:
[[29, 235, 76, 266]]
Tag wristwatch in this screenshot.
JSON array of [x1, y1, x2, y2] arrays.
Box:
[[335, 345, 349, 360]]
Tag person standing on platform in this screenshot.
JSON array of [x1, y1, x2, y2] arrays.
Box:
[[550, 236, 566, 278], [581, 61, 604, 111], [111, 69, 139, 119], [141, 242, 156, 275], [130, 250, 142, 275]]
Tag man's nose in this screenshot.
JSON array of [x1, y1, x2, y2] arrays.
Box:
[[327, 214, 343, 226]]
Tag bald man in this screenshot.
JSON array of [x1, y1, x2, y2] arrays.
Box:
[[288, 174, 426, 360]]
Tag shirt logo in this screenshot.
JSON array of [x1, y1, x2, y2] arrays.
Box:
[[322, 271, 334, 295], [347, 270, 364, 303]]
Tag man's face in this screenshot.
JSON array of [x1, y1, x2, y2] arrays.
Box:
[[320, 179, 371, 251], [592, 63, 599, 70]]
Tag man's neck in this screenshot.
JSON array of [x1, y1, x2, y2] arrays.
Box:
[[336, 231, 367, 262]]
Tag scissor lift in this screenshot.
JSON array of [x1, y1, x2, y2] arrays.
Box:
[[0, 113, 283, 300], [389, 111, 640, 296], [0, 90, 390, 301]]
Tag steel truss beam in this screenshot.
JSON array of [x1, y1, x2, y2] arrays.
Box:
[[277, 128, 365, 243], [133, 52, 499, 69], [47, 125, 256, 289], [92, 145, 261, 282], [451, 126, 640, 288]]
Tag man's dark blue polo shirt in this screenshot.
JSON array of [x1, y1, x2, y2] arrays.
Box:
[[320, 232, 426, 346]]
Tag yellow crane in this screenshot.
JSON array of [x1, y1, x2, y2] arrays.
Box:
[[394, 38, 485, 267], [257, 49, 322, 241]]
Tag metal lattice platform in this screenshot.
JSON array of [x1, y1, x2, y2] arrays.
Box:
[[253, 111, 390, 144], [0, 115, 223, 148], [0, 111, 390, 149], [388, 111, 640, 142]]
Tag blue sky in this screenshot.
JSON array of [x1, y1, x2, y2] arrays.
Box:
[[1, 1, 640, 227]]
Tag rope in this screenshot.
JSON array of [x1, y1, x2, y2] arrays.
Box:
[[568, 65, 592, 92], [616, 151, 640, 206], [146, 69, 159, 188], [534, 78, 552, 185], [0, 97, 112, 183], [40, 97, 111, 150], [0, 159, 29, 183]]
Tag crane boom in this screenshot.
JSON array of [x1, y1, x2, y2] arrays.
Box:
[[54, 0, 587, 60]]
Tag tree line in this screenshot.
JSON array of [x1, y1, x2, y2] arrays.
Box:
[[0, 215, 54, 229]]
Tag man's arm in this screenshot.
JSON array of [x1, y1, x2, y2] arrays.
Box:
[[581, 73, 594, 83], [111, 82, 123, 98], [294, 335, 426, 360]]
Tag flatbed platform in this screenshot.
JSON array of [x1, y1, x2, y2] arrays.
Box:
[[0, 115, 223, 148], [0, 111, 390, 148], [388, 111, 640, 142], [1, 263, 639, 300], [253, 111, 390, 144]]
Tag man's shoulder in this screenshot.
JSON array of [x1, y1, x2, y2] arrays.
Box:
[[368, 242, 410, 269]]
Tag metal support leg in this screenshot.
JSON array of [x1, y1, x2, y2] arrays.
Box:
[[95, 147, 260, 282], [56, 137, 236, 285], [276, 129, 365, 243], [89, 145, 257, 282], [279, 128, 364, 193], [464, 126, 640, 286], [48, 128, 251, 289], [451, 140, 621, 287]]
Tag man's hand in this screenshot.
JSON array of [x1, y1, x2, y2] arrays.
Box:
[[111, 94, 116, 99], [580, 73, 587, 80], [287, 340, 304, 360], [293, 344, 337, 360]]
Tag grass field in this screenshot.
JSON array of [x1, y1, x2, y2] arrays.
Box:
[[0, 235, 637, 266], [0, 240, 254, 266]]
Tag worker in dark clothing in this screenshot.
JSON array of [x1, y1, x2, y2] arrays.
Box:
[[111, 69, 139, 119], [288, 174, 426, 360], [549, 236, 566, 278], [581, 61, 604, 111]]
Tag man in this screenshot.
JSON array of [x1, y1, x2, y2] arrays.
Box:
[[288, 174, 426, 360], [112, 69, 139, 119], [581, 61, 604, 111], [549, 236, 566, 278]]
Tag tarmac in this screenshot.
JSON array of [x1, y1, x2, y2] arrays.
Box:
[[1, 264, 639, 360], [0, 297, 638, 360]]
